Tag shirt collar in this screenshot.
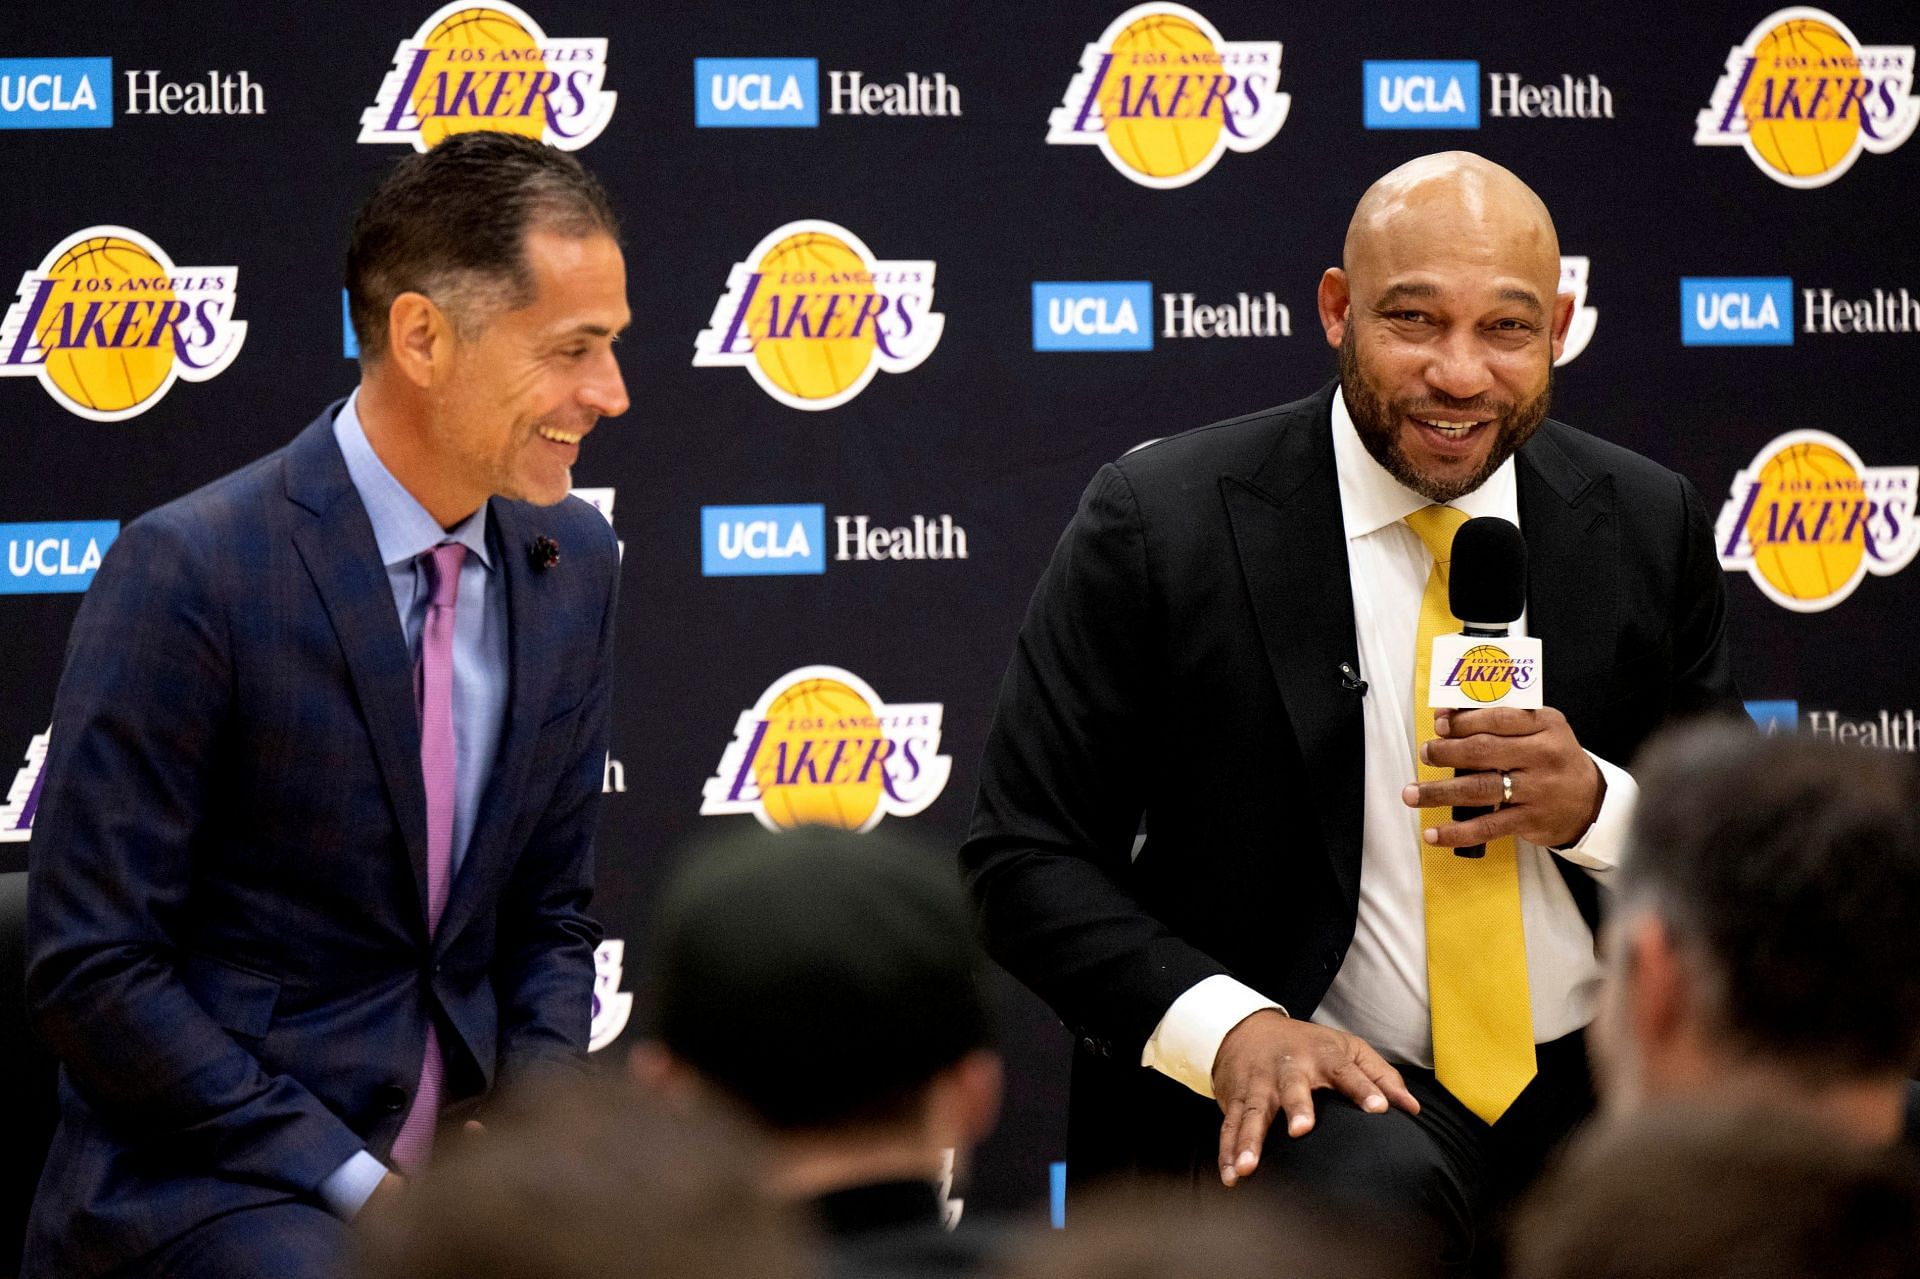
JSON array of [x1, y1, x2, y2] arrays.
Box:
[[332, 388, 493, 571], [1330, 383, 1518, 541]]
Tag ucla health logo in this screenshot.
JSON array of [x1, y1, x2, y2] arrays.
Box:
[[1696, 8, 1917, 188], [702, 666, 951, 833], [0, 58, 112, 128], [0, 228, 246, 422], [1681, 277, 1794, 346], [1556, 257, 1598, 366], [1364, 61, 1479, 128], [693, 221, 942, 411], [702, 504, 826, 576], [360, 2, 615, 151], [1048, 4, 1290, 189], [3, 521, 118, 594], [588, 939, 633, 1052], [1034, 282, 1155, 351], [1716, 431, 1919, 611], [696, 58, 818, 126]]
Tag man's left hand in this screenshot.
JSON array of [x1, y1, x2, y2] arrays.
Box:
[[1402, 706, 1603, 850]]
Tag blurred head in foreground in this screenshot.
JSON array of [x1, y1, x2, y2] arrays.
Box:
[[356, 1078, 817, 1279], [637, 823, 1001, 1200], [1589, 722, 1920, 1144], [994, 1186, 1431, 1279], [1511, 1104, 1920, 1279]]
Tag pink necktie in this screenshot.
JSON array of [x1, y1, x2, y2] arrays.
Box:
[[391, 542, 465, 1174]]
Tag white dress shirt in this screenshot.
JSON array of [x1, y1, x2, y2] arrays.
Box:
[[1140, 388, 1637, 1098]]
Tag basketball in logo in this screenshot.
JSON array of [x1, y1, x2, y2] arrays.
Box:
[[1098, 12, 1224, 180], [1741, 16, 1862, 179], [1455, 645, 1515, 704], [412, 7, 548, 148], [36, 235, 177, 417], [1716, 430, 1920, 611], [747, 232, 877, 406], [751, 676, 890, 830]]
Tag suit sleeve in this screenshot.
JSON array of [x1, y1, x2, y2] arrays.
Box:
[[26, 515, 365, 1195], [1667, 471, 1744, 719], [962, 464, 1231, 1058], [488, 520, 614, 1093]]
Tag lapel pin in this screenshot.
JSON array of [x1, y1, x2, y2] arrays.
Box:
[[528, 535, 560, 572]]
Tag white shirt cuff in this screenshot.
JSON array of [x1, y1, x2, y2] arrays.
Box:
[[1139, 974, 1286, 1101], [1550, 750, 1638, 873], [318, 1149, 389, 1220]]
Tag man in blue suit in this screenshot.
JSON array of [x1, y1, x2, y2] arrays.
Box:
[[24, 131, 630, 1277]]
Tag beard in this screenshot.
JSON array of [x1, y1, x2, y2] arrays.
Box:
[[1338, 327, 1552, 504]]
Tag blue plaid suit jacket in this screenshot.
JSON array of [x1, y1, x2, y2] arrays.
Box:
[[22, 405, 616, 1276]]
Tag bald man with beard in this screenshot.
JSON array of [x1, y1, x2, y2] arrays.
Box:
[[963, 153, 1741, 1264]]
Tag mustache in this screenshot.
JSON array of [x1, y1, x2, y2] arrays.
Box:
[[1395, 394, 1514, 419]]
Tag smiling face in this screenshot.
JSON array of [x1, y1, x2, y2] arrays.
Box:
[[425, 227, 631, 512], [1320, 153, 1574, 503]]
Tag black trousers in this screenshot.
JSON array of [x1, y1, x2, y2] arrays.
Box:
[[1072, 1030, 1594, 1273]]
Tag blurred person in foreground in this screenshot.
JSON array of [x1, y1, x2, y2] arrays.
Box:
[[358, 1077, 819, 1279], [1510, 1104, 1920, 1279], [1589, 723, 1920, 1148], [633, 824, 1003, 1279], [994, 1187, 1432, 1279], [24, 130, 629, 1277]]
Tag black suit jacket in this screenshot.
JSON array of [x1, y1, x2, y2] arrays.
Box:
[[962, 384, 1740, 1179]]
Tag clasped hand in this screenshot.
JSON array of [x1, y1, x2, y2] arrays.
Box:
[[1401, 706, 1603, 850]]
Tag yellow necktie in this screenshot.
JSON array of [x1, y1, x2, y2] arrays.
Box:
[[1404, 504, 1536, 1124]]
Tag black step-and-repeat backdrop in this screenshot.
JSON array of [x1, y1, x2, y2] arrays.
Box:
[[3, 1, 1916, 1214]]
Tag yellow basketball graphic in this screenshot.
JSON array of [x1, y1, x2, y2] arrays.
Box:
[[1745, 440, 1866, 603], [751, 677, 887, 831], [748, 233, 876, 405], [1740, 17, 1862, 180], [1098, 12, 1224, 179], [1455, 645, 1517, 704], [411, 6, 548, 148], [33, 235, 177, 417]]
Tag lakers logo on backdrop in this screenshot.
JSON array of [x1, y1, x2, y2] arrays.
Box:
[[1048, 4, 1291, 189], [701, 666, 951, 832], [1716, 431, 1919, 611], [1695, 9, 1917, 187], [693, 221, 943, 412], [0, 227, 246, 422], [360, 2, 615, 151]]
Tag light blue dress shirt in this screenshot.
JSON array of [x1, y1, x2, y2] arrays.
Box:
[[319, 389, 510, 1217]]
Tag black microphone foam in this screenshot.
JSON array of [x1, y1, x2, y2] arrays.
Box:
[[1448, 517, 1527, 626]]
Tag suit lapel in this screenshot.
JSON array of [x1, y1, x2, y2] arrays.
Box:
[[437, 498, 565, 947], [1221, 390, 1365, 909], [284, 409, 431, 924], [1518, 425, 1619, 734]]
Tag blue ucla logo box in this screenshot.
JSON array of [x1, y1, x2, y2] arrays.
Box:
[[701, 504, 826, 576], [1745, 700, 1798, 733], [1363, 61, 1479, 129], [1, 521, 119, 593], [694, 59, 819, 127], [1032, 282, 1154, 352], [0, 58, 113, 129], [1681, 278, 1794, 346]]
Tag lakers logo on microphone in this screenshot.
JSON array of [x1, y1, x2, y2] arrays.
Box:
[[1716, 431, 1919, 611], [360, 2, 616, 152], [0, 226, 246, 421], [1047, 4, 1291, 189], [1429, 638, 1544, 710], [1694, 8, 1917, 188], [693, 221, 943, 411], [700, 666, 952, 832]]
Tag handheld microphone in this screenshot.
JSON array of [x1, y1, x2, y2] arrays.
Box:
[[1431, 517, 1536, 858]]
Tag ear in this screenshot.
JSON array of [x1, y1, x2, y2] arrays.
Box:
[[1318, 268, 1352, 350], [925, 1050, 1003, 1150], [1625, 915, 1690, 1056], [384, 291, 457, 390], [1548, 289, 1577, 363]]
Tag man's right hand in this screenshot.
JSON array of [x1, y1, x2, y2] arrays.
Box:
[[1211, 1010, 1419, 1187], [357, 1171, 406, 1227]]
